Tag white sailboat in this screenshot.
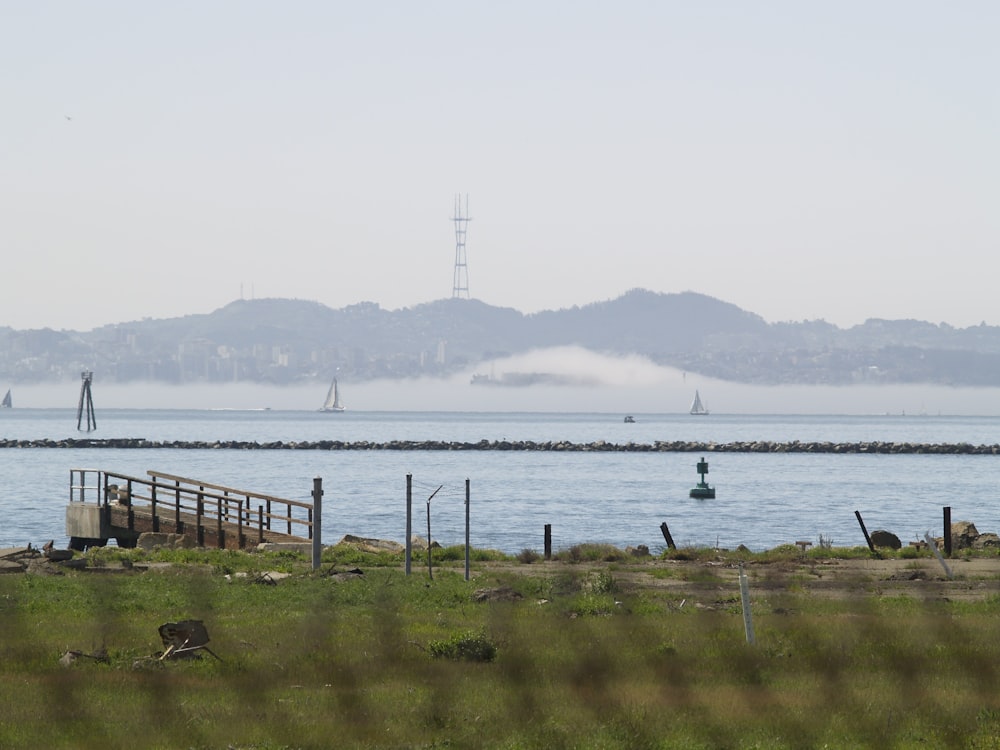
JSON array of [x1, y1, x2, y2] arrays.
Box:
[[319, 378, 346, 413], [689, 390, 709, 415]]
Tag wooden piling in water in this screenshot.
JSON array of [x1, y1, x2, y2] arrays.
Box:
[[660, 522, 676, 550], [943, 505, 952, 557], [854, 510, 875, 553]]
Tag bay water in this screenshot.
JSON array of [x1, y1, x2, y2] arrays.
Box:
[[1, 408, 998, 554]]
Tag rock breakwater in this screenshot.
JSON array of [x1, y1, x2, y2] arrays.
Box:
[[0, 438, 998, 454]]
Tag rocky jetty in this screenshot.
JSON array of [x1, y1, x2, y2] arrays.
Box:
[[0, 437, 998, 454]]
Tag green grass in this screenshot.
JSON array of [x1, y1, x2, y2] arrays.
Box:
[[3, 545, 1000, 748]]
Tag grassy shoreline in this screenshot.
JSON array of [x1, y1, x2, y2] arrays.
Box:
[[3, 543, 1000, 749]]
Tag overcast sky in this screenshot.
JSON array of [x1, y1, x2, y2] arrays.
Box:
[[3, 2, 997, 332]]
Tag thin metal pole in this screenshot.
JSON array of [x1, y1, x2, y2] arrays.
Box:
[[426, 495, 433, 581], [405, 474, 412, 575], [426, 485, 442, 580], [312, 476, 323, 571], [464, 478, 470, 582]]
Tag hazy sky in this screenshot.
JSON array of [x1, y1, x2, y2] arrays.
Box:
[[3, 2, 997, 332]]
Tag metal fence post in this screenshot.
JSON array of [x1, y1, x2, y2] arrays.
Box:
[[464, 478, 470, 582], [312, 477, 323, 571], [405, 474, 412, 576]]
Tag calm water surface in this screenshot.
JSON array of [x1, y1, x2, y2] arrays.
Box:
[[1, 409, 998, 553]]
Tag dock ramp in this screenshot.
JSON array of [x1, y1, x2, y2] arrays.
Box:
[[67, 469, 314, 551]]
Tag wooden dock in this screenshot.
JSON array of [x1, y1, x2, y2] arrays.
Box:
[[67, 468, 314, 551]]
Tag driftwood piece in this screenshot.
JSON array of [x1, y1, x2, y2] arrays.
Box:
[[59, 648, 109, 668]]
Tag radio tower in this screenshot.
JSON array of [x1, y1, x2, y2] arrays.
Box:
[[451, 194, 471, 299]]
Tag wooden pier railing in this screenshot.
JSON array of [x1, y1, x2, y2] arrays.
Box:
[[68, 468, 314, 550]]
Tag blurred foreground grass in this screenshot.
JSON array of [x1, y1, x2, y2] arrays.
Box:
[[2, 544, 1000, 749]]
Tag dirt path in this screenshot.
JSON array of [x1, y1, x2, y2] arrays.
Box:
[[478, 555, 1000, 605]]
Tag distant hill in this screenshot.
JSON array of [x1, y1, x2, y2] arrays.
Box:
[[2, 289, 999, 387], [527, 290, 772, 352]]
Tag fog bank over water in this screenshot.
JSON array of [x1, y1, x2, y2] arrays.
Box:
[[7, 348, 998, 416], [9, 380, 996, 416]]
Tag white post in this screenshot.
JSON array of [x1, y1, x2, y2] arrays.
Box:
[[738, 563, 756, 645], [925, 532, 953, 579]]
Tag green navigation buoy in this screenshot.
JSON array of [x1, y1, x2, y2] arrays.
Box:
[[689, 456, 715, 499]]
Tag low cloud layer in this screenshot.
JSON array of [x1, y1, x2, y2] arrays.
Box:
[[8, 347, 995, 416]]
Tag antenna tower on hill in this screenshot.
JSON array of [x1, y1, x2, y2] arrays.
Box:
[[451, 194, 471, 299]]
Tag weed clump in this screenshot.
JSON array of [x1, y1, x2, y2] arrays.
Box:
[[556, 543, 626, 562], [588, 569, 618, 594], [428, 629, 498, 662], [516, 548, 541, 564]]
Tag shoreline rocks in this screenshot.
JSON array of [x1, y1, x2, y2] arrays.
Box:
[[0, 437, 997, 454]]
